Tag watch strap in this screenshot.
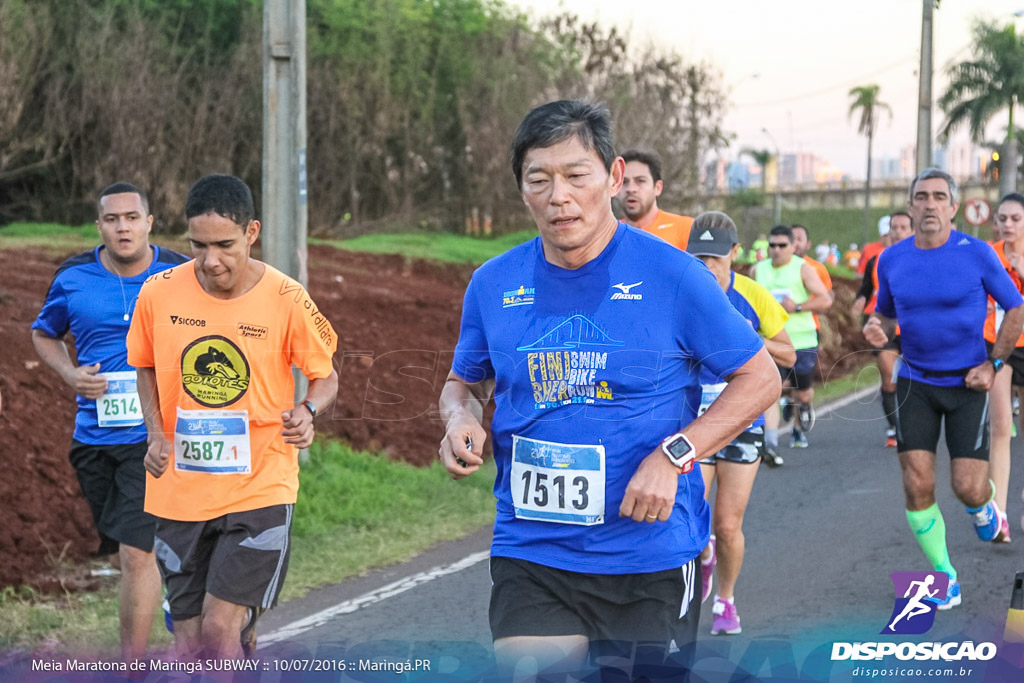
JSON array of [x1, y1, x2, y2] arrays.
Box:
[[302, 399, 317, 419]]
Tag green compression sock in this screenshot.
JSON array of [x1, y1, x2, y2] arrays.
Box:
[[905, 504, 957, 581]]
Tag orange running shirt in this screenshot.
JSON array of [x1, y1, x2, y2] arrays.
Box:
[[126, 263, 338, 521], [803, 257, 832, 330], [984, 241, 1024, 345], [635, 209, 693, 251], [858, 241, 884, 275]]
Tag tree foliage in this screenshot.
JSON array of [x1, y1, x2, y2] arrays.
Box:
[[848, 85, 891, 139], [938, 21, 1024, 194], [0, 0, 729, 232]]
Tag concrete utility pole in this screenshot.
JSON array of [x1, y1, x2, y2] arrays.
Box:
[[916, 0, 934, 173], [263, 0, 310, 458], [263, 0, 308, 283]]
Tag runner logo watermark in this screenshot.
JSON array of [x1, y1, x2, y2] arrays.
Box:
[[882, 571, 947, 635]]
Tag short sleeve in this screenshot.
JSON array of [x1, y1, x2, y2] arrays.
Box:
[[678, 260, 763, 377], [285, 286, 338, 380], [451, 277, 494, 383], [32, 277, 70, 339], [126, 279, 156, 368], [816, 262, 833, 290]]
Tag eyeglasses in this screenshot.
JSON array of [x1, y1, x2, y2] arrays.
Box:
[[768, 242, 790, 249]]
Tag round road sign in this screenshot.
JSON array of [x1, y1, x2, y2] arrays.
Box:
[[965, 198, 991, 226]]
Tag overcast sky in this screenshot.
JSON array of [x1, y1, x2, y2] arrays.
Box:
[[512, 0, 1023, 179]]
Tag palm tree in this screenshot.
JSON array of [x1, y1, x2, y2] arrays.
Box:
[[939, 22, 1024, 198], [741, 147, 773, 196], [849, 84, 892, 248]]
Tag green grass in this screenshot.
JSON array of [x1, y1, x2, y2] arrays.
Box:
[[0, 439, 496, 653], [0, 222, 100, 251], [312, 230, 537, 265], [0, 584, 136, 653], [283, 440, 496, 599], [815, 361, 879, 405], [781, 207, 896, 251]]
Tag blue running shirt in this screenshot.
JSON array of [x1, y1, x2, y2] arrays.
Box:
[[452, 224, 764, 574], [32, 246, 190, 444], [875, 230, 1023, 387]]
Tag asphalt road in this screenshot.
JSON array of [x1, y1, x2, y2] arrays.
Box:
[[251, 390, 1024, 682]]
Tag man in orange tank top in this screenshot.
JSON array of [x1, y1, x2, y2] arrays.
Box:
[[616, 149, 693, 251]]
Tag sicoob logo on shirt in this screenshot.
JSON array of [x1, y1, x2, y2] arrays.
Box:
[[181, 335, 251, 407]]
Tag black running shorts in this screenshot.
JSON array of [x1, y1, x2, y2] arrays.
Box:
[[987, 341, 1024, 387], [154, 504, 293, 620], [894, 376, 990, 460], [68, 440, 155, 552], [488, 555, 701, 650], [778, 348, 818, 390]]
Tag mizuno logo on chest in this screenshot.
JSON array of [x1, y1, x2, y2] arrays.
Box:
[[611, 281, 643, 300]]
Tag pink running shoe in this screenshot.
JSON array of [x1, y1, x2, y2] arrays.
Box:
[[701, 536, 716, 603], [995, 510, 1011, 543], [711, 597, 742, 635]]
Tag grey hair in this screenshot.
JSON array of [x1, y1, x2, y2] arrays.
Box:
[[909, 168, 958, 205]]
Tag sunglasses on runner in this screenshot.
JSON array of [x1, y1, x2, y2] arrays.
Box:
[[768, 242, 790, 249]]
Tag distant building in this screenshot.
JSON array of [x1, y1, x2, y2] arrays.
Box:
[[945, 141, 985, 181], [728, 161, 752, 192], [705, 157, 730, 193], [899, 145, 950, 178], [871, 157, 902, 181]]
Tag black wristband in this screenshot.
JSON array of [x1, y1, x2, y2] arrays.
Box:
[[302, 399, 317, 419]]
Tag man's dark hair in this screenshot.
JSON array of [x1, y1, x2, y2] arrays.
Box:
[[620, 149, 662, 183], [97, 181, 149, 215], [791, 223, 809, 241], [889, 210, 912, 224], [185, 174, 255, 227], [510, 100, 615, 189], [769, 225, 794, 241], [999, 192, 1024, 209]]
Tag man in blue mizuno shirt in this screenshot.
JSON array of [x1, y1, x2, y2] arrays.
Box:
[[31, 182, 188, 659], [865, 168, 1024, 612], [437, 100, 781, 679]]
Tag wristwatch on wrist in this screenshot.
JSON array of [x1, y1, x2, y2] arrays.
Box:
[[302, 399, 318, 419], [660, 433, 697, 474], [988, 356, 1005, 373], [795, 303, 803, 313]]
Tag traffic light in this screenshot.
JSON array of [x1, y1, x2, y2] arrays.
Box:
[[994, 151, 1001, 180]]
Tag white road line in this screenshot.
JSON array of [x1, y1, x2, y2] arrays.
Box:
[[260, 384, 880, 647], [817, 383, 881, 416], [259, 550, 490, 646]]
